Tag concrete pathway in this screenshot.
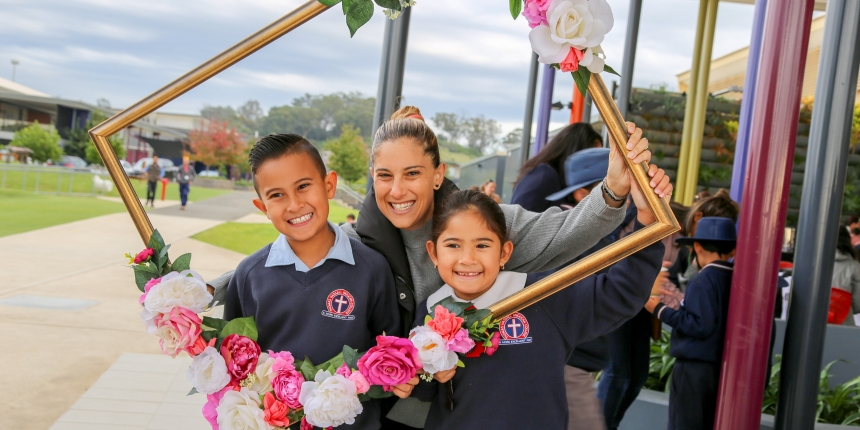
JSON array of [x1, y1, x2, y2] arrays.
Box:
[[148, 191, 257, 221], [0, 211, 246, 429]]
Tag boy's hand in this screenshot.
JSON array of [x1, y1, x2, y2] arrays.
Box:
[[392, 376, 420, 399], [644, 296, 661, 313], [433, 369, 456, 383]]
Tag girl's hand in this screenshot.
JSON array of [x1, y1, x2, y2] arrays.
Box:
[[434, 369, 456, 383], [391, 376, 420, 399], [644, 296, 661, 313]]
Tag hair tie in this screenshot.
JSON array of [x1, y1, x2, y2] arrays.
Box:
[[407, 114, 424, 120]]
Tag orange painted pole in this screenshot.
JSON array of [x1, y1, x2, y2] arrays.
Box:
[[570, 85, 585, 123]]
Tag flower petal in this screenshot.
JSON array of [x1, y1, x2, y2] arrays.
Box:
[[529, 25, 565, 62]]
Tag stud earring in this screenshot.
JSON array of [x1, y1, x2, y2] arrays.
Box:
[[501, 264, 505, 270]]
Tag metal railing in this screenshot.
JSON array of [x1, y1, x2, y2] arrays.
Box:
[[0, 163, 114, 196]]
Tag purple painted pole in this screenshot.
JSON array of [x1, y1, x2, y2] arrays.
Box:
[[533, 64, 555, 155], [729, 0, 768, 203], [714, 0, 816, 428]]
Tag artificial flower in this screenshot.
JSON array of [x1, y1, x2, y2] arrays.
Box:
[[348, 371, 371, 394], [220, 334, 261, 385], [528, 0, 613, 63], [299, 370, 362, 428], [134, 248, 154, 264], [559, 46, 585, 73], [486, 331, 501, 356], [409, 326, 459, 374], [140, 308, 159, 335], [446, 328, 476, 354], [216, 388, 270, 430], [427, 305, 464, 341], [139, 276, 163, 304], [188, 346, 232, 394], [186, 337, 216, 357], [336, 363, 352, 378], [202, 386, 229, 430], [248, 352, 275, 393], [357, 335, 421, 390], [272, 369, 304, 409], [268, 350, 296, 373], [300, 417, 313, 430], [262, 392, 290, 428], [522, 0, 552, 28], [155, 307, 203, 358], [578, 45, 606, 73], [143, 270, 212, 314]]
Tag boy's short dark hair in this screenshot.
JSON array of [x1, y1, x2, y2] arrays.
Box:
[[249, 134, 326, 192], [697, 241, 736, 255], [347, 214, 356, 220]]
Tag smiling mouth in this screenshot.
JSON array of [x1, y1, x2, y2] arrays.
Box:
[[287, 213, 313, 225], [455, 271, 482, 277], [389, 201, 415, 212]]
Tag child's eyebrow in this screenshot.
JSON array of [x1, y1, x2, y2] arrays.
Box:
[[442, 237, 462, 242], [293, 177, 313, 184]]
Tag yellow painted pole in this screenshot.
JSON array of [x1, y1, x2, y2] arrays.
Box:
[[676, 0, 709, 203], [684, 0, 720, 206]]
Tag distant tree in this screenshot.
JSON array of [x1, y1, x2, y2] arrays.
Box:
[[188, 120, 247, 175], [260, 105, 322, 140], [291, 92, 375, 142], [464, 115, 501, 152], [325, 125, 368, 184], [64, 128, 90, 158], [96, 98, 112, 109], [65, 110, 125, 164], [431, 112, 464, 143], [501, 128, 523, 145], [85, 134, 125, 166], [11, 122, 62, 162], [237, 100, 264, 133]]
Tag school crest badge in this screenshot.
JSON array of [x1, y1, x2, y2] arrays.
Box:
[[499, 312, 532, 345], [323, 289, 355, 320]]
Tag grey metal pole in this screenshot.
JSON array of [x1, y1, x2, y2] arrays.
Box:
[[581, 92, 592, 123], [520, 52, 540, 166], [776, 1, 860, 428], [495, 154, 507, 201], [617, 0, 642, 120], [370, 20, 393, 142]]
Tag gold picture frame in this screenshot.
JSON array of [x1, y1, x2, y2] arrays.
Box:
[[88, 0, 679, 319]]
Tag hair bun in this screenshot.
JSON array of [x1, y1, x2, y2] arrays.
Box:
[[390, 106, 424, 122]]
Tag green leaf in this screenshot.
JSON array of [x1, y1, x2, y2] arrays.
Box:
[[509, 0, 522, 19], [318, 352, 345, 373], [158, 244, 171, 260], [188, 387, 198, 396], [202, 316, 227, 333], [571, 68, 591, 97], [365, 385, 394, 399], [134, 265, 159, 292], [455, 359, 465, 368], [300, 357, 317, 381], [603, 64, 621, 77], [147, 230, 166, 253], [220, 317, 258, 342], [318, 0, 341, 6], [343, 345, 362, 369], [345, 0, 374, 37], [200, 330, 219, 343], [172, 253, 192, 273], [374, 0, 400, 10]]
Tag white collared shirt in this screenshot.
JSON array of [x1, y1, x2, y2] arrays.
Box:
[[424, 271, 529, 311]]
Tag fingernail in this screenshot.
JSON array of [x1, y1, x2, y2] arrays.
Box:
[[651, 181, 655, 187]]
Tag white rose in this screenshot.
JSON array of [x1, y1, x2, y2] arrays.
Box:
[[579, 45, 607, 73], [529, 0, 613, 63], [140, 308, 159, 334], [299, 370, 363, 428], [216, 388, 271, 430], [409, 326, 459, 374], [248, 352, 275, 393], [187, 346, 231, 394], [143, 270, 212, 314]]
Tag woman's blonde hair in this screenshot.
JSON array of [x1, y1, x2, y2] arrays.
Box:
[[372, 106, 441, 167]]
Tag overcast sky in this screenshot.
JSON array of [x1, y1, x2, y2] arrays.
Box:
[[1, 0, 763, 133]]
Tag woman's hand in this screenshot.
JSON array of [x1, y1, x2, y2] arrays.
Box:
[[605, 122, 649, 199], [391, 376, 420, 399], [433, 369, 456, 383], [631, 168, 672, 225]]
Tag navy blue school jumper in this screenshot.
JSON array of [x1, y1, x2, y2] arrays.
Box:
[[651, 261, 733, 430], [510, 163, 566, 212], [224, 226, 401, 430], [411, 227, 663, 430]]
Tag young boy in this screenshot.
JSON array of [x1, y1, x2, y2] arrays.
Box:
[[224, 134, 400, 430], [645, 216, 737, 430]]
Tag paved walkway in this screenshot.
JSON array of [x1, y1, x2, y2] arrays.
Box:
[[0, 208, 246, 429], [148, 191, 258, 221]]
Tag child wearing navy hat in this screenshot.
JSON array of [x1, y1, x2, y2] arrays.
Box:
[[645, 216, 737, 430]]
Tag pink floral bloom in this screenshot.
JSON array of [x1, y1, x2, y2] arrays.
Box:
[[301, 417, 313, 430], [336, 363, 352, 378], [427, 306, 464, 342], [202, 386, 229, 430], [559, 47, 584, 73], [358, 335, 421, 391], [155, 307, 202, 358], [272, 369, 304, 409], [134, 248, 155, 264], [485, 331, 501, 356], [220, 334, 261, 384], [263, 392, 291, 427], [348, 371, 371, 394], [268, 350, 296, 373], [522, 0, 551, 28], [446, 328, 476, 354], [138, 277, 163, 304], [186, 337, 216, 357]]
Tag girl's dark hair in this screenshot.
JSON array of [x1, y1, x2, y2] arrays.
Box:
[[670, 201, 691, 237], [837, 225, 857, 259], [248, 133, 326, 193], [685, 189, 739, 235], [431, 190, 508, 244], [372, 106, 441, 167], [515, 122, 602, 185]]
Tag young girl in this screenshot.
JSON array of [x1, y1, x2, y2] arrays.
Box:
[[402, 188, 664, 429]]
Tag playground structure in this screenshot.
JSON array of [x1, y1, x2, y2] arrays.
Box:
[[85, 1, 860, 429]]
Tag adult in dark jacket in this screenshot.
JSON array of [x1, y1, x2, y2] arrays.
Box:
[[510, 122, 603, 211]]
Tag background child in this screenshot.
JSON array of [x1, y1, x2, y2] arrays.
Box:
[[401, 188, 664, 430], [223, 134, 400, 430], [645, 216, 737, 430]]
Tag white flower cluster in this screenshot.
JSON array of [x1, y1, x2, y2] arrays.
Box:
[[299, 370, 364, 428], [529, 0, 614, 73], [409, 326, 459, 374]]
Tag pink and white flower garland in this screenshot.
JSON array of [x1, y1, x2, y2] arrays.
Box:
[[523, 0, 614, 74]]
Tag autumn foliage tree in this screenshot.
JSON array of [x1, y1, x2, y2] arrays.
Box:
[[188, 120, 247, 178]]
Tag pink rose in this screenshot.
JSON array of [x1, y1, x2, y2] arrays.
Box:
[[522, 0, 551, 28], [272, 369, 304, 409], [186, 337, 216, 357], [301, 417, 313, 430], [336, 363, 352, 378], [486, 331, 501, 356], [134, 248, 155, 264], [427, 306, 464, 342], [263, 392, 291, 427], [559, 47, 585, 73], [358, 335, 421, 391], [138, 277, 163, 304], [446, 328, 476, 354], [348, 371, 371, 394], [155, 307, 202, 358], [220, 334, 261, 384], [268, 350, 296, 373], [202, 387, 229, 430]]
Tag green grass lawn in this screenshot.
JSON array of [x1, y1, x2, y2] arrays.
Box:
[[0, 167, 232, 202], [0, 189, 127, 237], [193, 201, 359, 255]]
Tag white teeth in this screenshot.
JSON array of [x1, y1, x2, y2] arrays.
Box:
[[457, 272, 480, 276], [391, 202, 414, 211], [288, 213, 312, 224]]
